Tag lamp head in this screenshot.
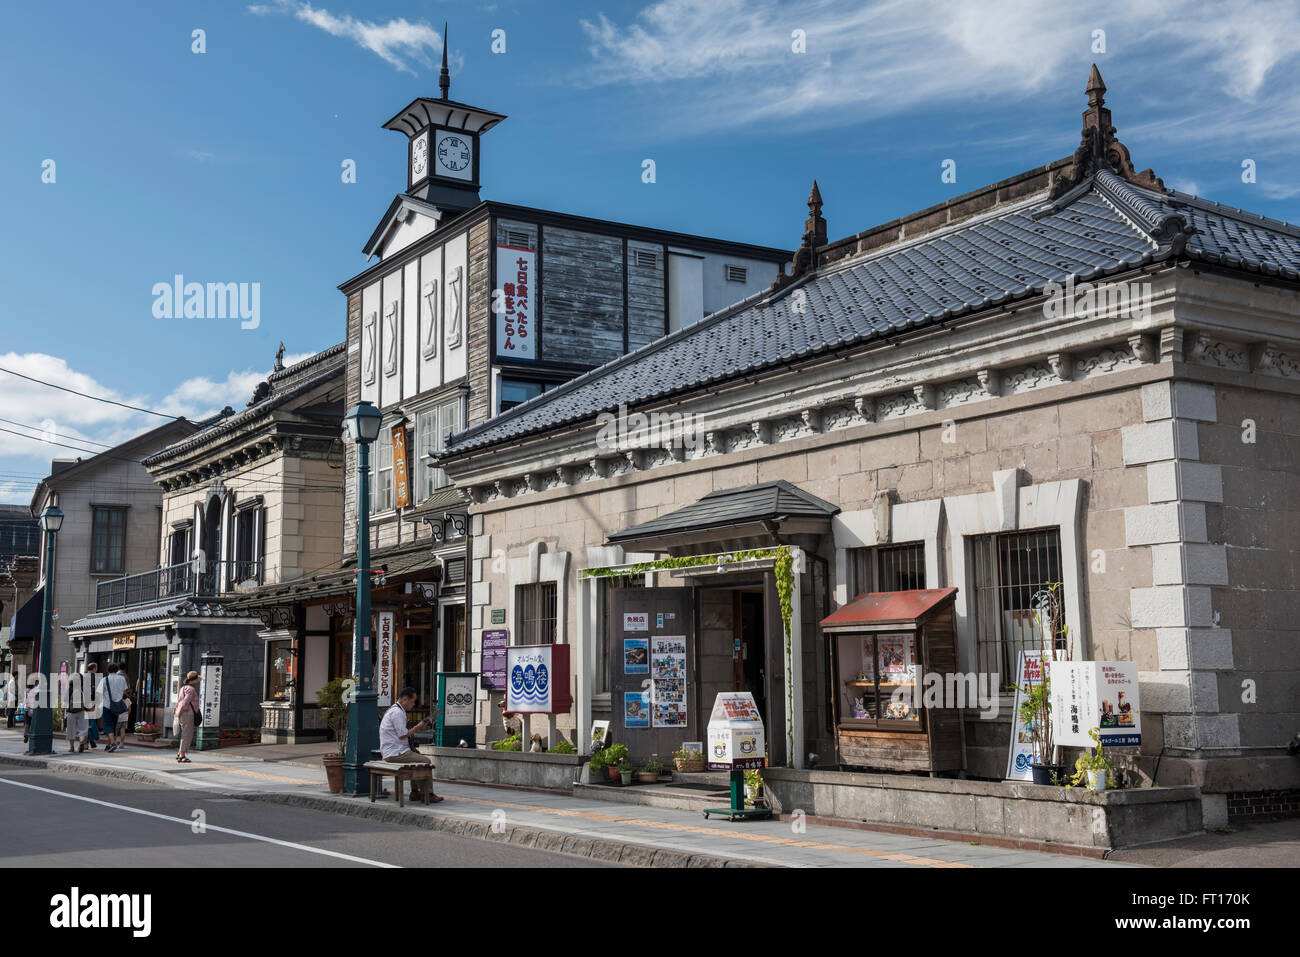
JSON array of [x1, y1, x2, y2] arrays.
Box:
[[39, 505, 64, 533], [343, 401, 383, 445]]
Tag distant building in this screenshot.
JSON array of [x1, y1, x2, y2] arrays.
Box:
[[0, 505, 39, 567]]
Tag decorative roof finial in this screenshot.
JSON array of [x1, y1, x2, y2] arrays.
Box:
[[1049, 64, 1163, 199], [805, 180, 827, 247], [438, 23, 450, 100], [274, 341, 285, 371]]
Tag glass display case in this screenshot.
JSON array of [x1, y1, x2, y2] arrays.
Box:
[[836, 632, 922, 728]]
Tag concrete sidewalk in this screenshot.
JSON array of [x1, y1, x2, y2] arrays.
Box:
[[0, 729, 1125, 868]]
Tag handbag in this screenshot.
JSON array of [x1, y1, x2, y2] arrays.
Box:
[[106, 679, 127, 715]]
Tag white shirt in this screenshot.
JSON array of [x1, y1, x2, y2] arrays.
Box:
[[97, 673, 127, 708], [379, 702, 411, 759]]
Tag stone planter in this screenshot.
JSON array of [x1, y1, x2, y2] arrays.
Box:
[[135, 733, 160, 744]]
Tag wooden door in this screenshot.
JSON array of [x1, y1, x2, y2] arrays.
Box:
[[607, 587, 695, 761]]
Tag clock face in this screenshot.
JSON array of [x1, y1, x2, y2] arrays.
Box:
[[436, 133, 473, 177], [410, 131, 429, 181]]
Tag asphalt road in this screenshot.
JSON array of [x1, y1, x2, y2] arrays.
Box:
[[0, 767, 612, 868]]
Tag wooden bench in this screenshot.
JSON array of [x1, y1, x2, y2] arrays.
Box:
[[365, 760, 435, 807]]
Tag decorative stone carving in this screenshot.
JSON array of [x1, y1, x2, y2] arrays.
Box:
[[913, 383, 936, 411], [1005, 363, 1055, 394], [937, 378, 981, 407], [1188, 334, 1247, 370], [750, 421, 771, 445], [1159, 326, 1185, 363], [1048, 352, 1073, 383], [383, 300, 399, 376], [1128, 334, 1156, 364], [976, 368, 1002, 397], [853, 396, 875, 424], [446, 265, 464, 349], [421, 280, 439, 359], [876, 391, 918, 419], [1075, 345, 1137, 378], [801, 408, 823, 433]]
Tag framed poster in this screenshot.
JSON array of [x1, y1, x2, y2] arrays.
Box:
[[623, 690, 650, 728], [590, 720, 612, 750], [623, 638, 648, 674], [650, 636, 688, 728]]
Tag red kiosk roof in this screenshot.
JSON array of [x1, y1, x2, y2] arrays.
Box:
[[820, 588, 958, 629]]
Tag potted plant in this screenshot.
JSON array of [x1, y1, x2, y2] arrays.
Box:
[[134, 721, 161, 744], [491, 733, 521, 751], [637, 756, 662, 783], [743, 768, 765, 807], [618, 758, 634, 786], [317, 676, 353, 793], [588, 747, 607, 782], [673, 746, 705, 773], [604, 744, 629, 783], [1070, 728, 1115, 791]]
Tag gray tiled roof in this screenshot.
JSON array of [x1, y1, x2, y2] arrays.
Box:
[[442, 170, 1300, 457], [65, 597, 257, 633], [608, 480, 839, 543]]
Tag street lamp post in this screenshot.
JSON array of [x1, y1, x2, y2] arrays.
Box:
[[342, 401, 383, 794], [28, 504, 63, 756]]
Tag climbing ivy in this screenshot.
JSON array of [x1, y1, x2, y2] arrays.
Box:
[[582, 546, 795, 641]]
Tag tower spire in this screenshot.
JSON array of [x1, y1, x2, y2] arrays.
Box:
[[438, 23, 450, 100]]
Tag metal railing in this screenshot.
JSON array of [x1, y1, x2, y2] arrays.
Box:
[[95, 558, 263, 612]]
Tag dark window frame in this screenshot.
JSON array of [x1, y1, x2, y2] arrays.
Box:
[[516, 581, 558, 646], [90, 505, 129, 574]]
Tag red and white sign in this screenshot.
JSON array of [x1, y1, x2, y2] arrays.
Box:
[[622, 612, 649, 633], [377, 612, 395, 706], [495, 246, 536, 360]]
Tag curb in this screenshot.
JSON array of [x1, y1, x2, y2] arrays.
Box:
[[236, 791, 759, 868], [0, 752, 759, 868]]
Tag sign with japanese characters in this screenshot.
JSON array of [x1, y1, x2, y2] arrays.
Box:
[[506, 643, 571, 714], [481, 629, 508, 690], [1006, 650, 1046, 781], [706, 692, 765, 770], [199, 657, 223, 729], [1050, 660, 1141, 748], [391, 425, 410, 509], [377, 612, 395, 706], [495, 246, 536, 360]]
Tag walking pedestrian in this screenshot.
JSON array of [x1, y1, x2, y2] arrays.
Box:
[[174, 670, 201, 763], [64, 670, 90, 753], [21, 678, 38, 744], [114, 685, 132, 750], [96, 662, 128, 752], [2, 671, 17, 728], [84, 662, 101, 749]]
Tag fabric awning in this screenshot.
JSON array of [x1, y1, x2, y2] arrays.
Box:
[[820, 588, 958, 632], [9, 588, 43, 641]]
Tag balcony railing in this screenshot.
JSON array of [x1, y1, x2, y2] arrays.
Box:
[[95, 559, 263, 613]]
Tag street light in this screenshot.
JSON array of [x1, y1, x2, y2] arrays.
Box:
[[28, 503, 63, 756], [342, 402, 382, 794]]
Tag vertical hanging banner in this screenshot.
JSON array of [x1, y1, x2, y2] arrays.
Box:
[[495, 245, 536, 360], [377, 612, 395, 706], [391, 425, 410, 509], [1005, 650, 1045, 781]]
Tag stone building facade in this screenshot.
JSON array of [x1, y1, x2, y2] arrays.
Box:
[[437, 70, 1300, 823]]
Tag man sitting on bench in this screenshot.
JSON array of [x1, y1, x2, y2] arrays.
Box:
[[379, 686, 443, 803]]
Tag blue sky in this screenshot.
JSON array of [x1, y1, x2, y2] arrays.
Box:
[[2, 0, 1299, 505]]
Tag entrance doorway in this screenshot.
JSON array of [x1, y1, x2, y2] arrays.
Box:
[[734, 590, 766, 720]]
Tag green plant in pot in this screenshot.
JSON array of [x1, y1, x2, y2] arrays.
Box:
[[1021, 583, 1074, 786], [1070, 728, 1115, 791], [618, 757, 634, 785], [743, 767, 765, 807], [638, 756, 662, 783], [317, 676, 354, 794], [604, 744, 629, 783]]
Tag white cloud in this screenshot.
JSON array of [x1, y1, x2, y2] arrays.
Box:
[[249, 0, 445, 75], [576, 0, 1300, 136], [0, 351, 316, 494]]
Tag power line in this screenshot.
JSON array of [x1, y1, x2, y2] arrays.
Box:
[[0, 365, 177, 419]]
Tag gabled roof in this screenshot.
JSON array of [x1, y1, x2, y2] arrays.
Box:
[[821, 588, 958, 630], [441, 168, 1300, 461], [362, 193, 444, 259], [143, 343, 346, 469], [608, 481, 839, 545]]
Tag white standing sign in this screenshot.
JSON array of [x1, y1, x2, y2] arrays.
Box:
[[377, 612, 395, 707], [1050, 660, 1142, 748], [199, 660, 223, 729], [443, 674, 477, 725], [507, 645, 553, 713]]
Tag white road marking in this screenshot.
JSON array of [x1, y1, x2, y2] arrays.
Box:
[[0, 776, 397, 868]]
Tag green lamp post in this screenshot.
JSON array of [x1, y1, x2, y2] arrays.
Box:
[[27, 503, 63, 756], [342, 401, 383, 794]]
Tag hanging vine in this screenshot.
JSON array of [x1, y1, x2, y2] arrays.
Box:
[[582, 546, 795, 640]]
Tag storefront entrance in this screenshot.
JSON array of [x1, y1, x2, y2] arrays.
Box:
[[441, 603, 466, 673]]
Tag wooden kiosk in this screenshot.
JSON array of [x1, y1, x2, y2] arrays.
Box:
[[820, 588, 964, 775]]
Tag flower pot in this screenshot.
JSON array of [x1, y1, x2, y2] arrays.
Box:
[[619, 770, 633, 785], [607, 765, 621, 783], [636, 771, 659, 784], [1030, 763, 1068, 786], [744, 784, 760, 806], [322, 754, 346, 794], [1085, 769, 1108, 792], [135, 733, 160, 744]]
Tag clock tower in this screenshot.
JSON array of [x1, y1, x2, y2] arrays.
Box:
[[383, 24, 506, 216]]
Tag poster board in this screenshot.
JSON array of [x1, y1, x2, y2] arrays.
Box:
[[505, 644, 571, 714], [1050, 660, 1141, 748]]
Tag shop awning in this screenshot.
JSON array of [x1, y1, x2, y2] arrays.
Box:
[[9, 587, 43, 641], [820, 587, 957, 632], [607, 480, 839, 551]]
